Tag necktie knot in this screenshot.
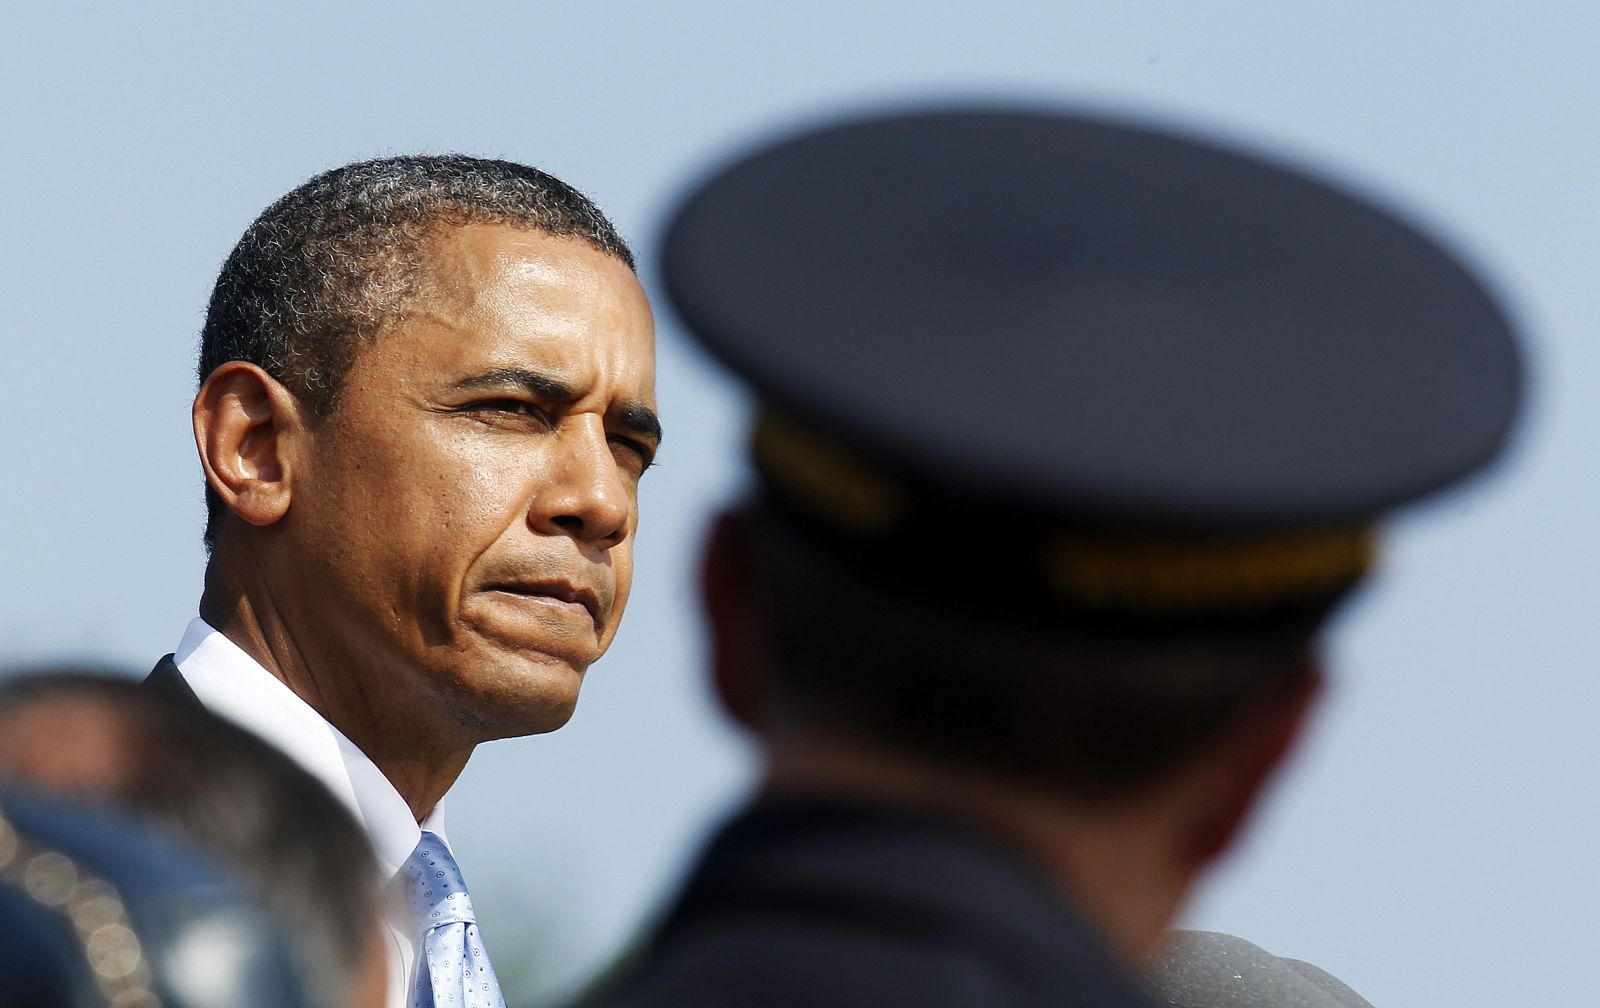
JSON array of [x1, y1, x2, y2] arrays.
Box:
[[402, 831, 504, 1008], [403, 832, 476, 929]]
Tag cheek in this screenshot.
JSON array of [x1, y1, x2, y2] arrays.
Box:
[[404, 447, 543, 571], [615, 545, 635, 597], [604, 540, 638, 631], [308, 427, 540, 583], [427, 440, 547, 545]]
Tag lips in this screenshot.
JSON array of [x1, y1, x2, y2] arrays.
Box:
[[482, 580, 602, 623]]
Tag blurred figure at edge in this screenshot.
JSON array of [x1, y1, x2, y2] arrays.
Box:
[[581, 104, 1521, 1007], [0, 671, 384, 1008]]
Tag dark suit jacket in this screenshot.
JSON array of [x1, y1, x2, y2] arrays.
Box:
[[583, 801, 1152, 1008], [144, 654, 203, 707]]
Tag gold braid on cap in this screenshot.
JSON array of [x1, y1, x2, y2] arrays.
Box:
[[0, 804, 164, 1007], [1041, 526, 1377, 613], [751, 403, 1377, 613], [753, 406, 906, 535]]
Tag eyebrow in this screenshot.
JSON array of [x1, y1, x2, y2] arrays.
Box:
[[454, 367, 576, 402], [619, 401, 664, 447], [454, 366, 663, 446]]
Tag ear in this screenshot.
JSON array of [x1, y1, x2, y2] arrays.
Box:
[[700, 508, 767, 731], [1185, 662, 1324, 871], [193, 362, 305, 531]]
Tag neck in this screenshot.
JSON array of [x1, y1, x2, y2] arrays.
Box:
[[760, 730, 1194, 964], [200, 559, 473, 822]]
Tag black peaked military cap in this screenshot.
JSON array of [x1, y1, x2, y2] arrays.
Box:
[[662, 105, 1523, 615], [0, 789, 312, 1008]]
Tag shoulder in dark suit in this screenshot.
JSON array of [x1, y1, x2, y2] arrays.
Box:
[[143, 654, 203, 707], [583, 801, 1152, 1008]]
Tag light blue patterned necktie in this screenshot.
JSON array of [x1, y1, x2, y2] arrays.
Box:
[[403, 831, 506, 1008]]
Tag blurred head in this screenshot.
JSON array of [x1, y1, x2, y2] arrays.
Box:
[[193, 156, 658, 742], [703, 503, 1333, 958], [664, 105, 1521, 960], [0, 672, 385, 1008], [712, 503, 1344, 801]]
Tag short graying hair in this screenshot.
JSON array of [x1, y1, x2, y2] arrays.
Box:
[[199, 154, 635, 547]]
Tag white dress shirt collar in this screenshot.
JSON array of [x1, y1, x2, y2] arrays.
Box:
[[173, 617, 445, 879]]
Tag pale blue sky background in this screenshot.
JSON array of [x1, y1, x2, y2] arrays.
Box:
[[3, 3, 1597, 1005]]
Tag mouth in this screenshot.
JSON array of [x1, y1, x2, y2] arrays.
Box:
[[482, 581, 602, 624]]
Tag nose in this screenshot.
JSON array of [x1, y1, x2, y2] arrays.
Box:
[[528, 419, 632, 549]]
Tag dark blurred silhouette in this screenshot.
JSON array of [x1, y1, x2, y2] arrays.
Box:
[[580, 104, 1520, 1008], [0, 671, 385, 1008]]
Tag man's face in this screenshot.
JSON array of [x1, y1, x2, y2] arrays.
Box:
[[277, 224, 658, 741]]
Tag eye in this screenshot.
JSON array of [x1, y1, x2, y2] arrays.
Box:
[[472, 398, 541, 415], [609, 435, 656, 473], [456, 398, 553, 425]]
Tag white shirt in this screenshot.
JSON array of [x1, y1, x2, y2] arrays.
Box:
[[173, 617, 439, 1008]]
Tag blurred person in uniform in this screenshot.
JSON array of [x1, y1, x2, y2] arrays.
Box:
[[0, 786, 313, 1008], [0, 671, 385, 1008], [147, 155, 660, 1008], [581, 106, 1522, 1007]]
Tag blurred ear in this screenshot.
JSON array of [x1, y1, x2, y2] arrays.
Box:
[[193, 362, 305, 531], [701, 509, 767, 731], [1185, 663, 1323, 871]]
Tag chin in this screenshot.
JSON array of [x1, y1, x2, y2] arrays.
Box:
[[456, 656, 587, 741]]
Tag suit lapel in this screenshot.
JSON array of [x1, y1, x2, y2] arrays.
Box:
[[142, 655, 203, 708]]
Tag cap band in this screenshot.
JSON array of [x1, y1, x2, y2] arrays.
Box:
[[1041, 527, 1376, 613], [753, 404, 1376, 615], [753, 407, 905, 535]]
